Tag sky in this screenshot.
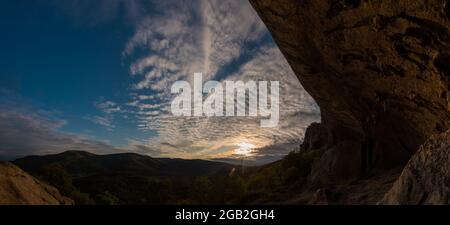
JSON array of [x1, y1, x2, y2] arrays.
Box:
[[0, 0, 320, 165]]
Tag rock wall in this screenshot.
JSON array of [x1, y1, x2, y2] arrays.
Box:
[[380, 129, 449, 204], [300, 122, 333, 151], [0, 162, 72, 205], [250, 0, 450, 181]]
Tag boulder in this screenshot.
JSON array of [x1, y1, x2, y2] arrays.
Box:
[[380, 129, 450, 204], [0, 161, 72, 205], [300, 122, 333, 151]]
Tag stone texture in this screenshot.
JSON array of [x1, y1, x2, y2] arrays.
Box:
[[250, 0, 450, 180], [308, 140, 362, 187], [380, 129, 450, 205], [287, 167, 401, 204], [300, 122, 333, 151], [0, 162, 72, 205]]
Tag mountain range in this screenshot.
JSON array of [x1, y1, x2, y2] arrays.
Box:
[[12, 151, 240, 204], [14, 150, 237, 178]]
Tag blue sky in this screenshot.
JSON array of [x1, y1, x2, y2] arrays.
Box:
[[0, 0, 147, 146], [0, 0, 320, 164]]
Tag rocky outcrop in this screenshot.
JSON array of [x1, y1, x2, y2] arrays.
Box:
[[250, 0, 450, 181], [0, 162, 72, 205], [300, 122, 333, 152], [308, 140, 362, 186], [380, 129, 450, 204], [288, 167, 402, 204]]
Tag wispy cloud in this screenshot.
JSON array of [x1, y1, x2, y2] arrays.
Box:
[[95, 100, 122, 114], [86, 115, 116, 131], [0, 108, 123, 159], [47, 0, 154, 26]]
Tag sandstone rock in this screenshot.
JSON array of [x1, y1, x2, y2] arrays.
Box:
[[287, 167, 401, 204], [308, 140, 362, 187], [250, 0, 450, 179], [300, 122, 333, 151], [308, 189, 329, 205], [380, 129, 450, 205], [0, 161, 72, 205]]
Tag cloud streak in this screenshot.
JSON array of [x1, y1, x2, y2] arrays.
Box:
[[86, 115, 115, 131]]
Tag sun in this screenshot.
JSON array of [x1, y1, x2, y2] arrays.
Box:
[[235, 142, 255, 156]]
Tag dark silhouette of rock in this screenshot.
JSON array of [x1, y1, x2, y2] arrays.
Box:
[[300, 122, 333, 151], [308, 189, 329, 205], [0, 162, 72, 205], [308, 141, 362, 187], [380, 129, 450, 204], [250, 0, 450, 182]]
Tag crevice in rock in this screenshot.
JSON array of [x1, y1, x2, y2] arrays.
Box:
[[326, 0, 362, 19], [434, 52, 450, 78], [445, 0, 450, 20]]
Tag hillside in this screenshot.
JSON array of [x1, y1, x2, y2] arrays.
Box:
[[13, 151, 240, 205], [14, 150, 235, 178]]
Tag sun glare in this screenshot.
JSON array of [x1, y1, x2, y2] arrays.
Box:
[[235, 142, 255, 156]]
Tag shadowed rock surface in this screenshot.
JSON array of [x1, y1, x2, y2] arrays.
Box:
[[380, 129, 450, 204], [0, 162, 72, 205], [300, 122, 333, 152], [250, 0, 450, 183]]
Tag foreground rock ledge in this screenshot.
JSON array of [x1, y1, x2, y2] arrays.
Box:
[[0, 162, 72, 205], [380, 129, 450, 204]]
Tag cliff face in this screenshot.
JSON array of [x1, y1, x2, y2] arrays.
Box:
[[250, 0, 450, 181], [0, 162, 72, 205]]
